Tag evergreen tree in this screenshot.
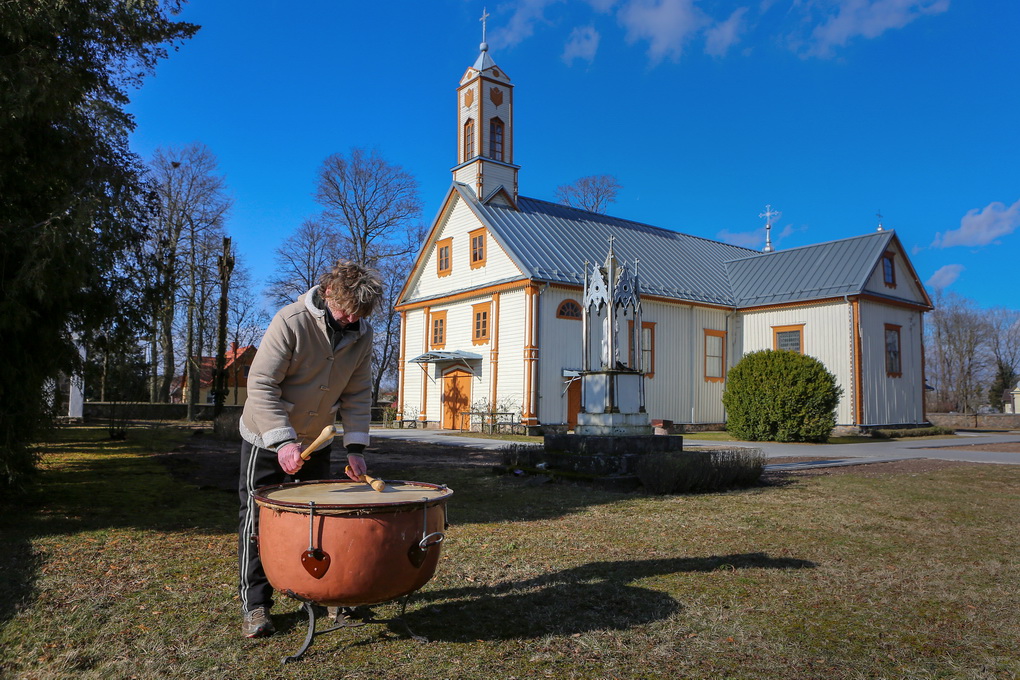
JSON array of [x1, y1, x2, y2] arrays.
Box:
[[0, 1, 197, 488]]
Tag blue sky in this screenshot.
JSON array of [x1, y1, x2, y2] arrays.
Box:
[[127, 0, 1020, 310]]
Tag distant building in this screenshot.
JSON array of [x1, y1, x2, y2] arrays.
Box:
[[395, 43, 933, 431], [177, 343, 256, 406]]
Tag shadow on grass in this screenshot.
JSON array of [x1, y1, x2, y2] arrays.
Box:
[[399, 552, 815, 641], [0, 430, 236, 632]]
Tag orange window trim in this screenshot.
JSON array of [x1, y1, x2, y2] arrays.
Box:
[[463, 119, 475, 161], [436, 237, 452, 277], [704, 329, 726, 383], [884, 323, 902, 378], [430, 310, 447, 349], [472, 302, 491, 345], [469, 228, 487, 269], [773, 324, 805, 354], [627, 320, 656, 378]]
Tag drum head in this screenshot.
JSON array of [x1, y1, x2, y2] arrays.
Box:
[[254, 479, 453, 514]]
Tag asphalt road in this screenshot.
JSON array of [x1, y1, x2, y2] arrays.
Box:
[[369, 427, 1020, 468]]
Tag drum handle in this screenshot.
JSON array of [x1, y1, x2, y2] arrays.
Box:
[[418, 497, 445, 549]]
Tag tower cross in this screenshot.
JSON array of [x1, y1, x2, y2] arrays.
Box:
[[480, 7, 490, 44], [759, 204, 780, 253]]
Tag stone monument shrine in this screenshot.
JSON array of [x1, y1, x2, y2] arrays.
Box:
[[575, 237, 652, 436], [529, 238, 684, 485]]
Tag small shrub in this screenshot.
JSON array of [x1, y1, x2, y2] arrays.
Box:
[[636, 448, 765, 495], [873, 425, 954, 438], [723, 350, 843, 443]]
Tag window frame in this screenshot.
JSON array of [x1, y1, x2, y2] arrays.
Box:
[[556, 299, 582, 320], [704, 329, 726, 383], [772, 324, 805, 354], [469, 228, 487, 269], [884, 323, 902, 377], [463, 118, 475, 161], [430, 310, 448, 349], [881, 251, 897, 288], [628, 320, 656, 378], [489, 117, 504, 161], [436, 237, 452, 277], [471, 302, 491, 345]]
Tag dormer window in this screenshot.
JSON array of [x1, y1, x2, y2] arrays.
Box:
[[463, 119, 475, 161], [489, 118, 504, 161]]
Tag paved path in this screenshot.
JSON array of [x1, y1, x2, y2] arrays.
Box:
[[686, 431, 1020, 468], [370, 427, 1020, 469]]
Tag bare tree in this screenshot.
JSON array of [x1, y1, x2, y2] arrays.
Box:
[[263, 218, 340, 309], [925, 290, 991, 413], [147, 144, 232, 406], [985, 307, 1020, 410], [555, 174, 622, 214], [315, 147, 423, 265], [228, 265, 269, 405]]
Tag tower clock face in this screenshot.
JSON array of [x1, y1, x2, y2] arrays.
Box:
[[464, 90, 474, 108]]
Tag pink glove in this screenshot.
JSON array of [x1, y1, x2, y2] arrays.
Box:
[[277, 442, 305, 475], [346, 453, 366, 480]]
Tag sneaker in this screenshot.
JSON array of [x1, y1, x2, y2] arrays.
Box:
[[242, 606, 275, 638]]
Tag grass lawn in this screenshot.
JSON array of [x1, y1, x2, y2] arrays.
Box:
[[2, 424, 1019, 679]]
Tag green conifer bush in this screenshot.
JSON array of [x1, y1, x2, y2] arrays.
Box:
[[722, 350, 843, 442]]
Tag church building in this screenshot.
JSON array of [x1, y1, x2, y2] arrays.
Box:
[[394, 42, 933, 432]]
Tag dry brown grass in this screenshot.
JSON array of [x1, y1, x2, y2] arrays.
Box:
[[1, 425, 1018, 679]]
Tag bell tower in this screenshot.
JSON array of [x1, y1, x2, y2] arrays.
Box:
[[453, 12, 518, 205]]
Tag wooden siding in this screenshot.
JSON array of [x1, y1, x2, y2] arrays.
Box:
[[739, 302, 855, 425], [536, 286, 583, 424], [408, 197, 523, 302], [857, 300, 926, 425], [862, 241, 928, 305]]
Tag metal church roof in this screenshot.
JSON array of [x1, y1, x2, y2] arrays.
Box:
[[725, 231, 895, 307], [419, 186, 915, 310], [472, 194, 758, 306]]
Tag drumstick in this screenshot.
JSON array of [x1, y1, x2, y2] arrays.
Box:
[[345, 464, 386, 492], [300, 425, 337, 460]]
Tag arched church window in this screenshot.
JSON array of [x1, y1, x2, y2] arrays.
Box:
[[489, 118, 504, 161], [557, 299, 582, 320], [463, 119, 475, 160]]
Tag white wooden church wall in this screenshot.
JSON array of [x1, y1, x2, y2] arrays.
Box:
[[535, 286, 583, 424], [739, 302, 855, 424], [857, 301, 925, 425], [493, 287, 528, 414], [862, 242, 927, 306], [401, 309, 426, 418], [639, 300, 731, 424], [410, 198, 523, 301]]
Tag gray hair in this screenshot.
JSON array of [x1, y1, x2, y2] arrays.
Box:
[[318, 260, 384, 317]]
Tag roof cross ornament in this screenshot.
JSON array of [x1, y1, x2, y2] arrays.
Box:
[[876, 210, 884, 231], [759, 204, 780, 253], [480, 7, 490, 48]]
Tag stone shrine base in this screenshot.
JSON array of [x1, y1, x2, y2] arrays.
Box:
[[501, 433, 686, 489]]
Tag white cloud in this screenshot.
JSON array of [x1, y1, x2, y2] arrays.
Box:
[[926, 264, 964, 290], [491, 0, 562, 49], [563, 24, 602, 64], [931, 199, 1020, 248], [704, 7, 748, 57], [804, 0, 950, 57], [717, 228, 767, 249], [778, 222, 808, 241], [617, 0, 708, 64]]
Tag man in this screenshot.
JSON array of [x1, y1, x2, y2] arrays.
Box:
[[237, 260, 383, 638]]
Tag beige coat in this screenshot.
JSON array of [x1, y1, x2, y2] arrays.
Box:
[[240, 286, 373, 451]]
